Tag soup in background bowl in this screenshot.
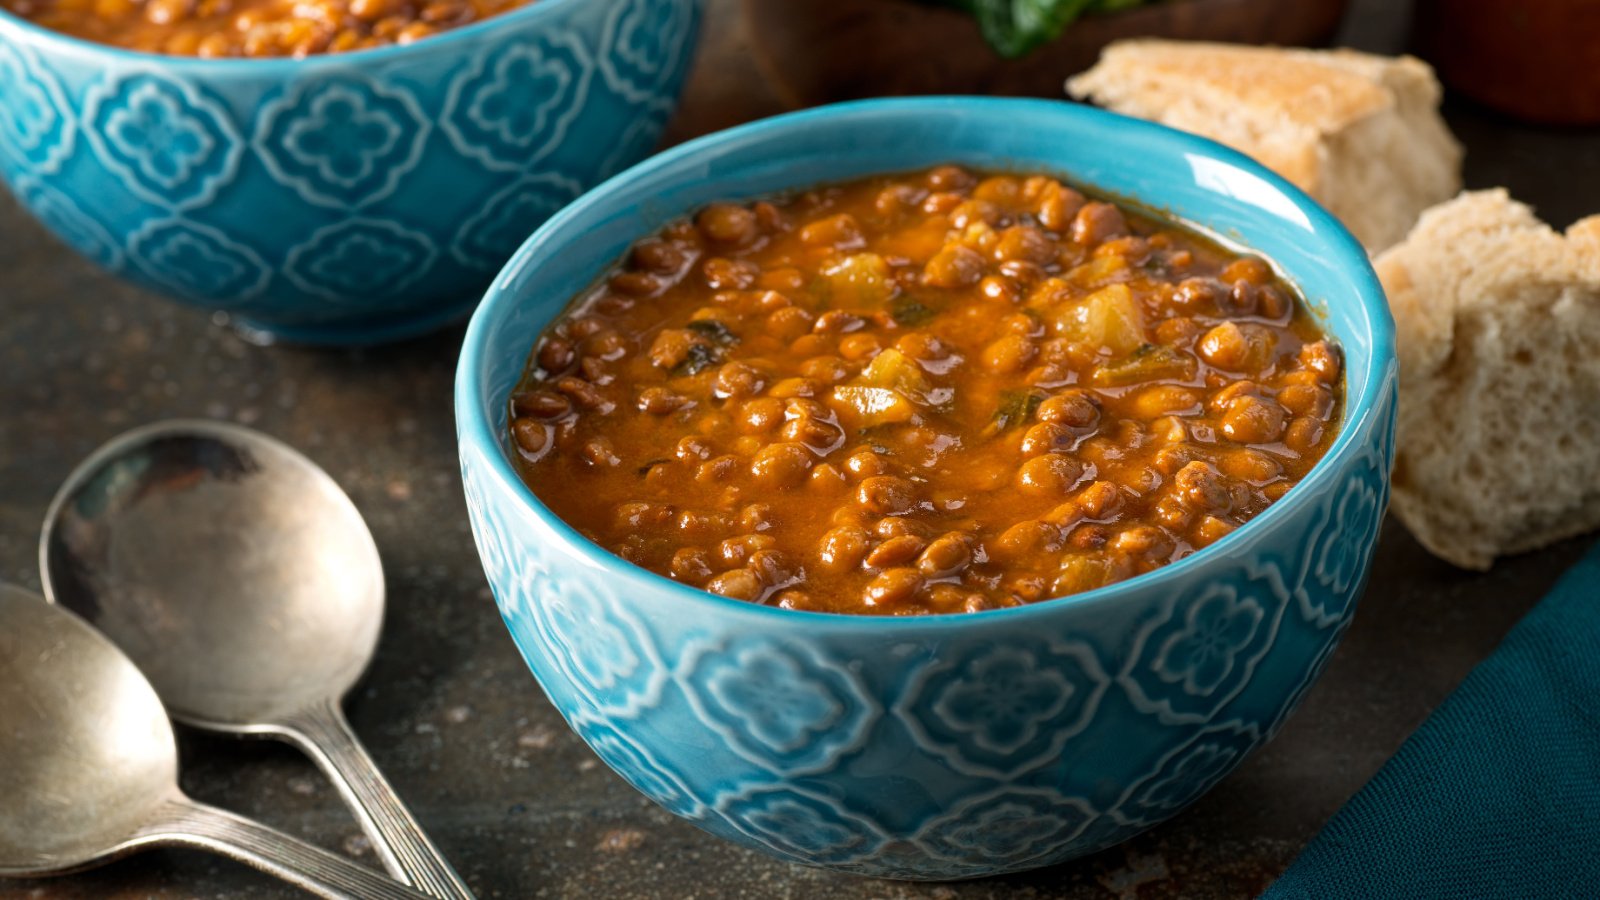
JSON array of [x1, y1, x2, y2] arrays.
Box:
[[455, 97, 1396, 879]]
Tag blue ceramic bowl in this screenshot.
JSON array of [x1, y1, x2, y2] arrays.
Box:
[[0, 0, 700, 344], [456, 97, 1397, 879]]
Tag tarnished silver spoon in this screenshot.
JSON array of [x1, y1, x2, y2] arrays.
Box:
[[40, 420, 472, 900], [0, 584, 428, 899]]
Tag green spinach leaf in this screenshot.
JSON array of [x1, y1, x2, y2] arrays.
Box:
[[685, 319, 739, 346], [891, 298, 937, 327], [984, 388, 1048, 437]]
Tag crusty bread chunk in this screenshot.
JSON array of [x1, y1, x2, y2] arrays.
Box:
[[1067, 40, 1462, 252], [1375, 190, 1600, 569]]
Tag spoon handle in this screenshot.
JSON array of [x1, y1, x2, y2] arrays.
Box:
[[142, 794, 431, 900], [277, 699, 475, 900]]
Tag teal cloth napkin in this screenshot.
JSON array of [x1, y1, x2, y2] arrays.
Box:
[[1263, 542, 1600, 900]]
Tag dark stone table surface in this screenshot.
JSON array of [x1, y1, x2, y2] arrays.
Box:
[[2, 0, 1596, 897]]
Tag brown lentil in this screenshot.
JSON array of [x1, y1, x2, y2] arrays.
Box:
[[864, 534, 927, 569], [705, 569, 763, 602], [7, 0, 536, 55]]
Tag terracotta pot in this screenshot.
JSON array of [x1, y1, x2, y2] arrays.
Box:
[[1414, 0, 1600, 126], [745, 0, 1351, 107]]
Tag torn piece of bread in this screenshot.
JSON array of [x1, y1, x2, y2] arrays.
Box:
[[1067, 40, 1462, 252], [1375, 189, 1600, 569]]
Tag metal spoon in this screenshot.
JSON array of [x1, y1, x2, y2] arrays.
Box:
[[39, 420, 473, 900], [0, 584, 429, 899]]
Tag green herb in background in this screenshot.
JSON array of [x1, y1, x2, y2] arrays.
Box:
[[939, 0, 1157, 58]]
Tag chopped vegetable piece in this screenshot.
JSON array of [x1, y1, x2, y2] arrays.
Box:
[[672, 343, 720, 377], [822, 253, 896, 308], [1053, 553, 1114, 594], [892, 298, 938, 326], [830, 385, 918, 429], [858, 347, 931, 397], [1059, 283, 1146, 357], [1089, 344, 1198, 387], [987, 388, 1047, 436], [685, 319, 740, 346]]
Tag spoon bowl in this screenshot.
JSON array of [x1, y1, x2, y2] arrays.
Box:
[[0, 584, 427, 899], [0, 582, 175, 875], [41, 420, 471, 898], [41, 421, 382, 728]]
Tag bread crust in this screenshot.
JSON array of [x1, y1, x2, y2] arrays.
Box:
[[1067, 40, 1462, 252], [1376, 190, 1600, 568]]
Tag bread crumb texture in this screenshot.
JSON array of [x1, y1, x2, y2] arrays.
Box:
[[1067, 40, 1462, 252], [1376, 189, 1600, 569]]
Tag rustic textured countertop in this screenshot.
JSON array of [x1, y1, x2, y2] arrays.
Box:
[[2, 0, 1597, 897]]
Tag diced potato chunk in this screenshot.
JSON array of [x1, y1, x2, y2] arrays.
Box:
[[822, 253, 894, 307], [829, 385, 916, 429], [828, 347, 939, 429], [1053, 554, 1113, 594], [1059, 283, 1146, 357], [858, 347, 929, 396]]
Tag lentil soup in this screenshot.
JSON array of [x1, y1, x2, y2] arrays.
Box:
[[507, 166, 1344, 615], [1, 0, 534, 57]]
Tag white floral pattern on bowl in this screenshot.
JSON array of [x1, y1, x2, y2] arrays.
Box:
[[254, 75, 430, 210]]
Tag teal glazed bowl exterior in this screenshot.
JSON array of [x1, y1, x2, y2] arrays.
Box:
[[456, 98, 1397, 879], [0, 0, 700, 344]]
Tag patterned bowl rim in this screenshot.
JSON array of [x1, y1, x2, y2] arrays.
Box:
[[456, 95, 1396, 626], [0, 0, 585, 69]]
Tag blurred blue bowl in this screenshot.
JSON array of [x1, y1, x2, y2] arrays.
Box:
[[456, 97, 1397, 879], [0, 0, 701, 343]]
